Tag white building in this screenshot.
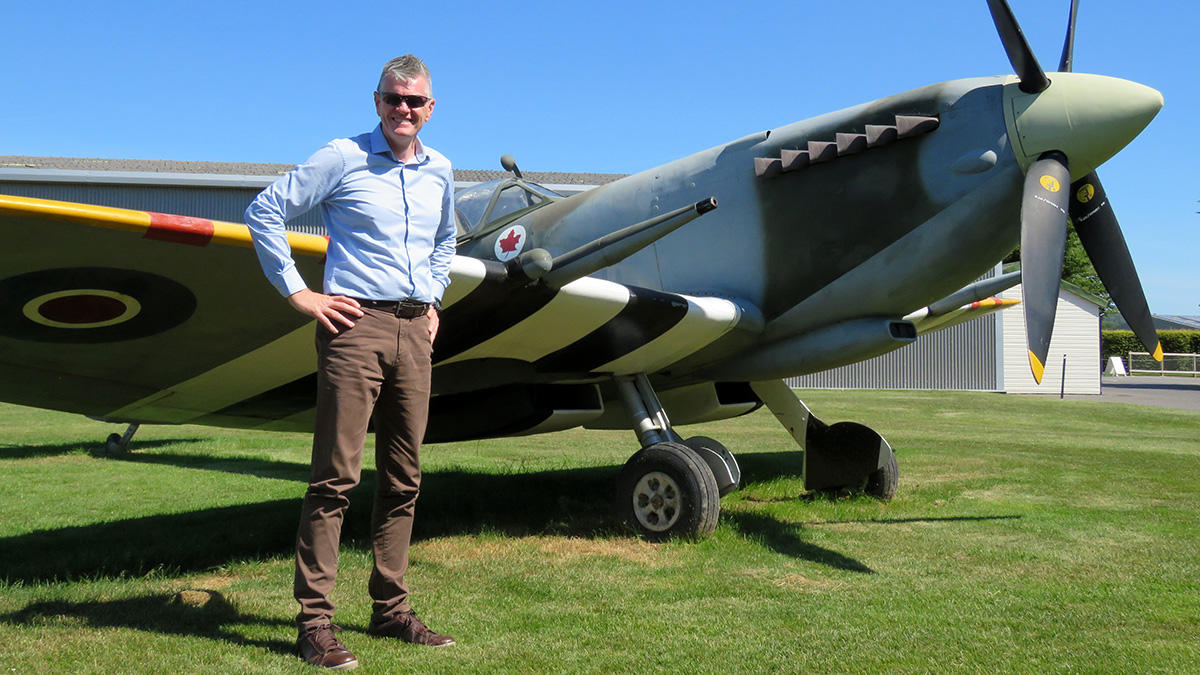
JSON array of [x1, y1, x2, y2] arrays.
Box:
[[998, 283, 1104, 395]]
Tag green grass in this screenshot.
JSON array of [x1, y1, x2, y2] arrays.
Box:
[[1, 390, 1198, 673]]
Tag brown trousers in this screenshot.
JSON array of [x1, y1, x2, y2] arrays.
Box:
[[294, 307, 432, 629]]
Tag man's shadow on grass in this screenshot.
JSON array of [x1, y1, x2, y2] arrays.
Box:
[[0, 591, 295, 658], [0, 461, 627, 583]]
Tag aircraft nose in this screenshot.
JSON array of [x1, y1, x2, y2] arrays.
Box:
[[1004, 72, 1163, 179]]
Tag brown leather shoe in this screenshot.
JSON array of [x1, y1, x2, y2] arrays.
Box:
[[297, 624, 359, 670], [368, 610, 455, 646]]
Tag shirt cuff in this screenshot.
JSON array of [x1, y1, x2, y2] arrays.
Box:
[[276, 269, 310, 297]]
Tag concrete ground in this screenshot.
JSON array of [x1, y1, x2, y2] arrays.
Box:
[[1049, 375, 1200, 412]]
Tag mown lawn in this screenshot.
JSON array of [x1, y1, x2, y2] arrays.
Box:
[[1, 389, 1197, 673]]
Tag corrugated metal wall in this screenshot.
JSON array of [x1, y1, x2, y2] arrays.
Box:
[[785, 313, 1001, 391], [0, 180, 326, 234]]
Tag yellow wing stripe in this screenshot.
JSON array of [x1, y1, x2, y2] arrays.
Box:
[[0, 193, 150, 232], [0, 193, 328, 258]]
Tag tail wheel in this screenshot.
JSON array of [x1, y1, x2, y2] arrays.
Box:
[[616, 442, 720, 540]]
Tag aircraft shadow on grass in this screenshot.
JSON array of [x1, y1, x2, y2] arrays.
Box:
[[0, 591, 295, 657], [0, 437, 205, 461], [1, 443, 1015, 583]]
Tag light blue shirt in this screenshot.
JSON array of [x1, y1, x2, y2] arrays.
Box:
[[245, 125, 456, 303]]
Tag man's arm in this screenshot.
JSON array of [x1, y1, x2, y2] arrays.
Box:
[[426, 166, 456, 343], [245, 143, 364, 333], [428, 167, 457, 303]]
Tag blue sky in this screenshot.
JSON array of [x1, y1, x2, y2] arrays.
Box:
[[2, 0, 1195, 314]]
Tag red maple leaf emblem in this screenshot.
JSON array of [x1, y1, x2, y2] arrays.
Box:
[[498, 229, 522, 253]]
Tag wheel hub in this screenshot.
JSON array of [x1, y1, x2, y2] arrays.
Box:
[[631, 471, 681, 532]]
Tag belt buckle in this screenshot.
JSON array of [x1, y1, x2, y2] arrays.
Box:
[[395, 300, 427, 319]]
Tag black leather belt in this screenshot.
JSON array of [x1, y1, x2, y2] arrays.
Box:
[[354, 298, 430, 319]]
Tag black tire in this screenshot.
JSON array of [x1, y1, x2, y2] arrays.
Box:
[[615, 441, 720, 540], [864, 449, 898, 501], [104, 432, 124, 455]]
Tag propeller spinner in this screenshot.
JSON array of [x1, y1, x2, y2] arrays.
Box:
[[986, 0, 1163, 382]]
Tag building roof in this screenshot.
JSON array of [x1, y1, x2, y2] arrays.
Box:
[[1155, 315, 1200, 330], [0, 155, 627, 187], [1103, 313, 1200, 332], [1001, 262, 1108, 308]]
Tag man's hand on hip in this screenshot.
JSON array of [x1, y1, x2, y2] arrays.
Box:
[[287, 288, 364, 334]]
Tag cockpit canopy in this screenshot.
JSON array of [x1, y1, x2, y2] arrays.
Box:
[[454, 178, 562, 240]]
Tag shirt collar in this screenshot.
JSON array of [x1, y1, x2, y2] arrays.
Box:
[[370, 124, 428, 165]]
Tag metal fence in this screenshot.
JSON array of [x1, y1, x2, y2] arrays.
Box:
[[1128, 352, 1200, 377]]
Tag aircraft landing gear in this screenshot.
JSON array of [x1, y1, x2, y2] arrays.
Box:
[[750, 379, 898, 499], [101, 423, 140, 455], [612, 375, 740, 539], [616, 441, 719, 538]]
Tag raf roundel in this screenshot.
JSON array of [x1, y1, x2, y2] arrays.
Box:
[[23, 289, 142, 329], [494, 225, 526, 262], [0, 267, 197, 343]]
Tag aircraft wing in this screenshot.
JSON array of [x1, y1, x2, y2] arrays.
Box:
[[0, 195, 744, 434]]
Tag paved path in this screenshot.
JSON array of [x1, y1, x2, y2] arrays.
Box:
[[1054, 375, 1200, 412]]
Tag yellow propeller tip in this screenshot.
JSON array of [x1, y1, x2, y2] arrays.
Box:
[[1152, 343, 1163, 362], [1028, 350, 1045, 384]]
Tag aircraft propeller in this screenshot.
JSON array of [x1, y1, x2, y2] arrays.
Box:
[[986, 0, 1163, 382]]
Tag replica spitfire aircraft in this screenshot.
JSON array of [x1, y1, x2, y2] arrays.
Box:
[[0, 0, 1164, 538]]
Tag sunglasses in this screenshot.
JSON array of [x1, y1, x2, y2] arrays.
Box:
[[377, 92, 431, 109]]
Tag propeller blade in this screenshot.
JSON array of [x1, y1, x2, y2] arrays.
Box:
[[986, 0, 1051, 93], [1058, 0, 1079, 72], [1021, 151, 1071, 383], [1070, 172, 1163, 361]]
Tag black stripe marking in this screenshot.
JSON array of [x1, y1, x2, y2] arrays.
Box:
[[533, 286, 689, 373], [209, 282, 687, 423], [434, 262, 558, 363], [425, 383, 599, 443]]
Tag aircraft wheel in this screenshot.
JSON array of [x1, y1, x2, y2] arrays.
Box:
[[863, 449, 898, 501], [616, 442, 720, 540], [103, 432, 124, 456]]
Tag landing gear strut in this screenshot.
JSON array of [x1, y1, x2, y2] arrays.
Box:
[[612, 374, 740, 539]]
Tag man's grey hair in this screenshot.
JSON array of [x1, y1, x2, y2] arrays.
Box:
[[378, 55, 432, 95]]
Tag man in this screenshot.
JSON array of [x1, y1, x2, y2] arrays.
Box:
[[245, 54, 457, 670]]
